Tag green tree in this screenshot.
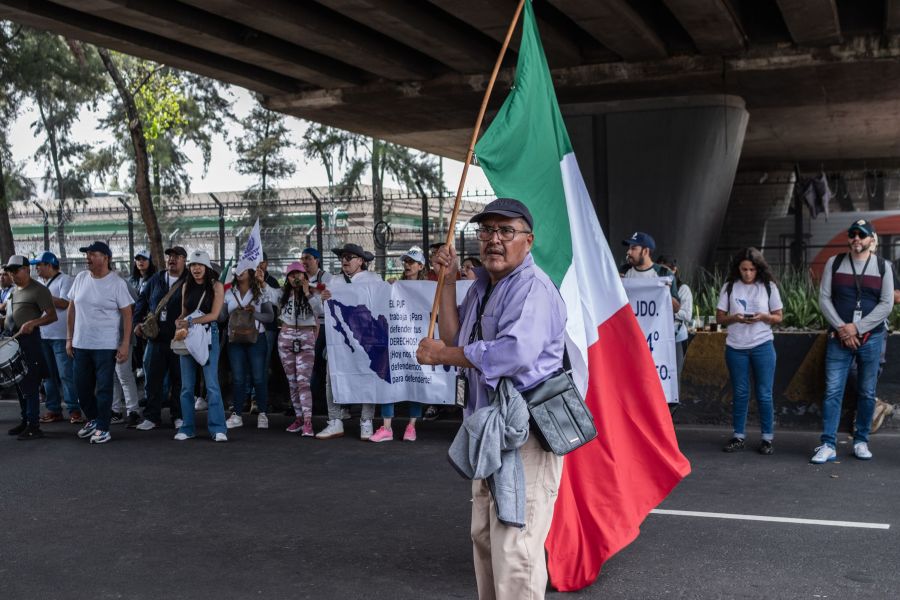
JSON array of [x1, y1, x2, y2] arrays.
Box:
[[10, 29, 106, 258], [94, 50, 232, 266], [235, 105, 296, 201]]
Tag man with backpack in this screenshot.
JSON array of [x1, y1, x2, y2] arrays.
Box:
[[812, 219, 894, 464]]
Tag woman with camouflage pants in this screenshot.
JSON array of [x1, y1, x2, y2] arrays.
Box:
[[277, 261, 322, 436]]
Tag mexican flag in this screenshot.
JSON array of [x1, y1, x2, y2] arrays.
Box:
[[474, 1, 691, 592]]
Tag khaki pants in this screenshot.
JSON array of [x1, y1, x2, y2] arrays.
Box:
[[471, 434, 563, 600]]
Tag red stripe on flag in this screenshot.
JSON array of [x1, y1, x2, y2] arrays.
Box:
[[546, 304, 691, 591]]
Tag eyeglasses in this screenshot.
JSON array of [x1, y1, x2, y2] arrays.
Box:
[[848, 232, 869, 240], [475, 226, 532, 242], [340, 254, 360, 261]]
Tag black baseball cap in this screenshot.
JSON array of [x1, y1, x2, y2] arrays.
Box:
[[848, 219, 875, 237], [469, 198, 534, 231], [79, 241, 112, 257], [164, 246, 188, 257]]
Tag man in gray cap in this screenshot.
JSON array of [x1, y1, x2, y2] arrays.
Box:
[[417, 197, 567, 599], [3, 255, 57, 440]]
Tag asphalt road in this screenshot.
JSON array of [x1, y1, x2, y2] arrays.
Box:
[[1, 401, 897, 600]]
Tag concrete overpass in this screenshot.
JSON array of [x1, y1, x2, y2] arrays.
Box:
[[2, 0, 898, 266]]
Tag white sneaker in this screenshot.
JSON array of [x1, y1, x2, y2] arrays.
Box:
[[136, 419, 157, 431], [257, 413, 269, 429], [214, 432, 228, 442], [360, 419, 374, 441], [226, 413, 243, 429], [810, 445, 837, 464], [853, 442, 873, 460], [194, 397, 208, 411], [341, 408, 351, 420], [174, 418, 184, 429], [173, 432, 194, 441], [315, 419, 344, 440]]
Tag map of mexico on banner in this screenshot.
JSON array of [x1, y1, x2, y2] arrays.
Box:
[[325, 279, 473, 405], [621, 278, 679, 404]]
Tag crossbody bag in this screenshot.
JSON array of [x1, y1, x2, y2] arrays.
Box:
[[143, 276, 183, 340]]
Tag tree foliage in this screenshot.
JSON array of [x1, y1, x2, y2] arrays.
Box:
[[235, 104, 295, 201], [4, 27, 106, 257]]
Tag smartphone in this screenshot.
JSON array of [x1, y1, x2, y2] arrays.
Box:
[[742, 314, 754, 319]]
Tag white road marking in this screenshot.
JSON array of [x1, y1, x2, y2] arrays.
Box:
[[650, 509, 890, 530]]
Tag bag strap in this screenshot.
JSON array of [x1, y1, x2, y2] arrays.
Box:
[[153, 275, 183, 317], [231, 286, 244, 308]]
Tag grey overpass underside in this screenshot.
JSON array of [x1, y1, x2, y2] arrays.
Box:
[[1, 0, 899, 170]]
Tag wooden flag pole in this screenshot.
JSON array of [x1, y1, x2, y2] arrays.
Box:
[[425, 0, 527, 339]]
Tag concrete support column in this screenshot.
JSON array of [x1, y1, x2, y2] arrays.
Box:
[[562, 95, 749, 272]]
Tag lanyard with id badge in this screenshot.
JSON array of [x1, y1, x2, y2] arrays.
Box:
[[456, 283, 494, 408], [849, 255, 872, 325]]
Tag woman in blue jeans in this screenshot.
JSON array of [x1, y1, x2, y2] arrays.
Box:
[[716, 247, 784, 454], [224, 266, 274, 430], [174, 250, 227, 442]]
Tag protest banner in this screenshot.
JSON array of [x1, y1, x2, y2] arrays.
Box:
[[325, 279, 473, 405], [622, 278, 679, 404]]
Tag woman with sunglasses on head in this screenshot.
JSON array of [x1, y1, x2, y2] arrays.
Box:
[[278, 261, 323, 436], [716, 247, 783, 455], [316, 243, 381, 440], [224, 265, 275, 430], [173, 250, 227, 442]]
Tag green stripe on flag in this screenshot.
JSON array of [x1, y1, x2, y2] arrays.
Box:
[[474, 0, 574, 287]]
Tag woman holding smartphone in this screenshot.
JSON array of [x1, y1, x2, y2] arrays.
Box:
[[716, 247, 784, 455]]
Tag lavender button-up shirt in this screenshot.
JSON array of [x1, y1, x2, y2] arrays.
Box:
[[457, 253, 567, 417]]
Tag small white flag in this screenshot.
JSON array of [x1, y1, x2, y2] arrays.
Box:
[[236, 218, 263, 275]]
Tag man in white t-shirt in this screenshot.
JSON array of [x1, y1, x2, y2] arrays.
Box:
[[32, 252, 81, 424], [66, 241, 134, 444]]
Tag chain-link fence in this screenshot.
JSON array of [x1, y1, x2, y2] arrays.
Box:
[[10, 186, 496, 280]]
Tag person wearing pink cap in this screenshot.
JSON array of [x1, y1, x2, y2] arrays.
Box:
[[277, 261, 323, 435]]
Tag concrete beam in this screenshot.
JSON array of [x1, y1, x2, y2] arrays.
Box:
[[49, 0, 368, 88], [547, 0, 668, 61], [661, 0, 745, 54], [314, 0, 499, 73], [426, 0, 582, 67], [181, 0, 439, 81], [887, 0, 900, 32], [0, 0, 303, 95], [775, 0, 841, 45]]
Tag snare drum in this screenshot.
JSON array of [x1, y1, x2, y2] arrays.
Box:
[[0, 338, 28, 388]]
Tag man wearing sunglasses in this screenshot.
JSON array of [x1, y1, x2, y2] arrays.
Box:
[[813, 219, 894, 463], [417, 198, 566, 599]]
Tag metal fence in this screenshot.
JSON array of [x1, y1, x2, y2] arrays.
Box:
[[10, 187, 496, 280]]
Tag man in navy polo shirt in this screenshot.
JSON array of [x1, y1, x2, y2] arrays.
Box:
[[813, 219, 894, 463]]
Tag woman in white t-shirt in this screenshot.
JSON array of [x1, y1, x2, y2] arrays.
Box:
[[224, 266, 274, 430], [716, 247, 784, 455]]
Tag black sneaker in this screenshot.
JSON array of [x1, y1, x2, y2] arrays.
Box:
[[17, 424, 44, 440], [126, 412, 140, 428], [110, 412, 125, 425], [423, 406, 439, 421], [723, 437, 745, 453], [7, 421, 27, 436], [758, 440, 774, 455]]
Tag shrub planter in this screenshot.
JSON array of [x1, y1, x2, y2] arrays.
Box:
[[677, 331, 899, 432]]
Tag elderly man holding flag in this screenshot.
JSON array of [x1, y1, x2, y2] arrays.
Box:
[[418, 0, 690, 597]]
